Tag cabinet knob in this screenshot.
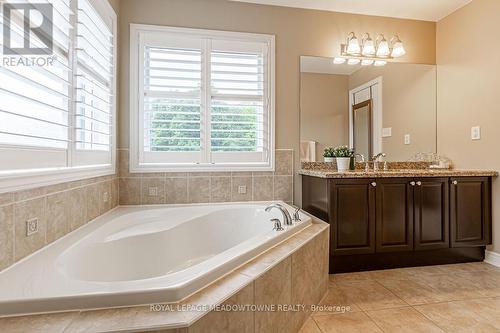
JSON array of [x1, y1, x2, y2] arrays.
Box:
[[410, 181, 416, 186], [416, 181, 422, 186], [452, 180, 458, 185], [371, 182, 377, 187]]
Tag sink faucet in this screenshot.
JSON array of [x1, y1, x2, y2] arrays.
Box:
[[265, 203, 293, 226], [371, 153, 387, 171]]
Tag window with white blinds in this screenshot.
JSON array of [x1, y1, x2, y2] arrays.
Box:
[[0, 0, 116, 191], [74, 0, 114, 164], [131, 25, 275, 171]]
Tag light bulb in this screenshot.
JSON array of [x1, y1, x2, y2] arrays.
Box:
[[374, 60, 387, 66], [333, 57, 346, 64], [391, 41, 406, 57], [362, 39, 375, 56], [376, 39, 390, 57], [346, 35, 361, 55], [347, 58, 360, 65], [361, 59, 374, 66]]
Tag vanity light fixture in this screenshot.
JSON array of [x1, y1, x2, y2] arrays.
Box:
[[338, 32, 406, 67]]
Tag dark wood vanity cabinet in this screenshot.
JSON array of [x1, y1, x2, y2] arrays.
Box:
[[450, 177, 491, 247], [329, 179, 376, 255], [302, 175, 492, 272]]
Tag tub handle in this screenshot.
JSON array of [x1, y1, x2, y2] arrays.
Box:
[[271, 218, 284, 231], [293, 207, 302, 222]]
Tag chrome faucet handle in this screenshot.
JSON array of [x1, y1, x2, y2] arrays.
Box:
[[270, 218, 284, 231], [292, 206, 301, 222]]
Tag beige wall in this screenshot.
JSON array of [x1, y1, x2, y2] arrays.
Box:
[[118, 0, 436, 203], [437, 0, 500, 253], [349, 63, 437, 160], [300, 73, 349, 160]]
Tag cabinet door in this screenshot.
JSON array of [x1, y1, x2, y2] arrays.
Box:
[[376, 178, 414, 252], [302, 176, 329, 222], [450, 177, 491, 247], [330, 179, 376, 255], [414, 178, 449, 250]]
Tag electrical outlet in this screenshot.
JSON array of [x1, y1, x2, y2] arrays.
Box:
[[148, 187, 158, 196], [382, 127, 392, 138], [238, 185, 247, 194], [103, 191, 109, 203], [471, 126, 481, 140], [26, 218, 39, 237], [404, 134, 411, 145]]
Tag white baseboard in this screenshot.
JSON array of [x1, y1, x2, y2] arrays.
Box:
[[484, 250, 500, 267]]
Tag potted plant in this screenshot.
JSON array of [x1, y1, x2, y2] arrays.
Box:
[[323, 147, 335, 163], [333, 146, 354, 171]]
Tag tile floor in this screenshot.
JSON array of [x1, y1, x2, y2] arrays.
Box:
[[299, 262, 500, 333]]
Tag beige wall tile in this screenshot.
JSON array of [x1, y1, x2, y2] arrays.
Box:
[[86, 183, 100, 221], [252, 176, 274, 201], [119, 178, 142, 205], [210, 177, 231, 203], [98, 181, 112, 214], [0, 205, 14, 270], [165, 178, 188, 204], [46, 192, 69, 244], [14, 197, 46, 261], [275, 149, 293, 175], [255, 257, 292, 333], [68, 187, 87, 231], [14, 187, 46, 202], [111, 178, 119, 208], [118, 149, 130, 177], [188, 177, 210, 203], [231, 177, 252, 202], [141, 178, 166, 204], [291, 229, 329, 331], [274, 176, 293, 202], [188, 283, 254, 333]]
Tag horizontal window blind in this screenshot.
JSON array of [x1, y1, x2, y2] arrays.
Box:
[[143, 46, 202, 153], [0, 0, 72, 151], [210, 51, 265, 153], [75, 0, 114, 152]]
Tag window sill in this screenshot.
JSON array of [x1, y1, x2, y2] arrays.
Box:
[[0, 165, 116, 194]]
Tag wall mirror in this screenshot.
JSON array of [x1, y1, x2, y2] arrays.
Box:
[[299, 56, 437, 162]]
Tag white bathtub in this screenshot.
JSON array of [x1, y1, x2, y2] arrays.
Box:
[[0, 202, 311, 315]]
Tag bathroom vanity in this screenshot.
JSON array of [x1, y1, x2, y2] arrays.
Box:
[[300, 168, 498, 273]]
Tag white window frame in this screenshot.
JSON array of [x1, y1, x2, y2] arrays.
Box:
[[0, 0, 117, 194], [129, 24, 275, 172]]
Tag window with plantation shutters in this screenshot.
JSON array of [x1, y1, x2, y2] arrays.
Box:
[[131, 25, 275, 172], [0, 0, 116, 192], [74, 0, 114, 165]]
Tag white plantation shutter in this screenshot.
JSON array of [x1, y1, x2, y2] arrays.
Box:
[[0, 0, 73, 170], [132, 26, 275, 171], [74, 0, 115, 165], [141, 41, 203, 164], [210, 40, 269, 164]]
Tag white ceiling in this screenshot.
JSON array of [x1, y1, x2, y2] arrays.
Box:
[[230, 0, 472, 22]]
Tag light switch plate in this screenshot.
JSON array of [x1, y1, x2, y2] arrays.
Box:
[[471, 126, 481, 140], [404, 134, 411, 145], [382, 127, 392, 138], [148, 187, 158, 196], [238, 185, 247, 194], [26, 218, 39, 237]]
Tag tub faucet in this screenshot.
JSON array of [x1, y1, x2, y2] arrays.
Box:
[[265, 203, 293, 226], [270, 218, 284, 231]]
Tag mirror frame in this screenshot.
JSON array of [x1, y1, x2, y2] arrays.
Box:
[[352, 99, 373, 159]]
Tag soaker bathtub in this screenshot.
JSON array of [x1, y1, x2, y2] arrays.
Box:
[[0, 202, 311, 315]]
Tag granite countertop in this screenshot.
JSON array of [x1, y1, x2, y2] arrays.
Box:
[[298, 168, 499, 179]]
